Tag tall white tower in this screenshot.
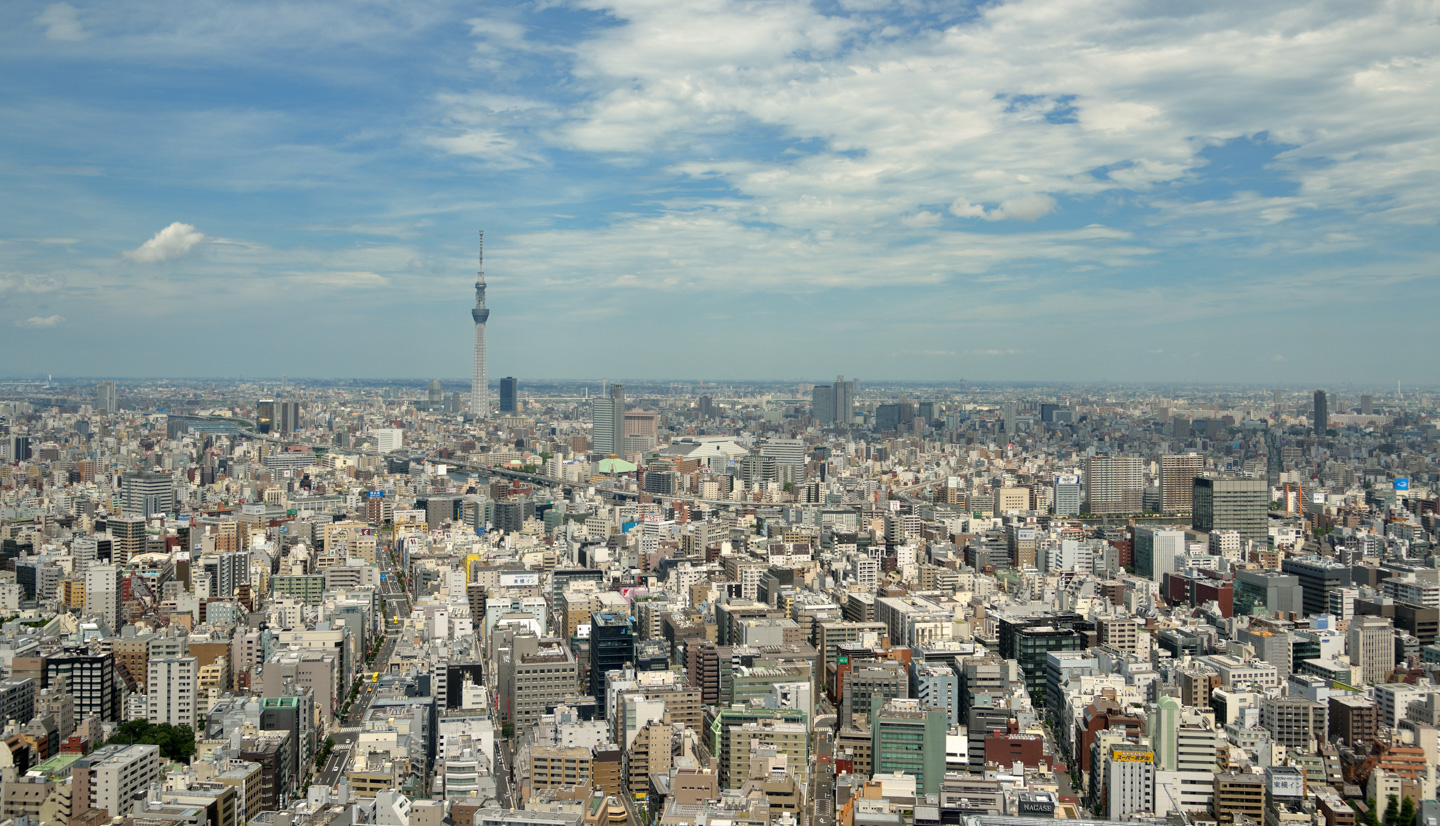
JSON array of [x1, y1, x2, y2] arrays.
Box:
[[471, 231, 489, 418]]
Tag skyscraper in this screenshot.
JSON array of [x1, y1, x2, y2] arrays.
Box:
[[499, 377, 518, 414], [95, 381, 117, 413], [471, 231, 490, 419], [1314, 389, 1328, 432], [121, 472, 174, 518], [256, 399, 275, 434], [277, 400, 300, 434], [589, 613, 634, 716], [592, 383, 625, 456], [811, 376, 856, 426]]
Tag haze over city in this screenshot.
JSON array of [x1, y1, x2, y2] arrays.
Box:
[[3, 0, 1438, 383]]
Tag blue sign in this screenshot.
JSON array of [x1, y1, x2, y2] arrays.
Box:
[[622, 521, 639, 533], [367, 490, 384, 498], [1395, 478, 1410, 491]]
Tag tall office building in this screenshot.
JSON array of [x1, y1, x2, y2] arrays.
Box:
[[811, 376, 856, 426], [1346, 616, 1394, 686], [1360, 394, 1374, 415], [470, 231, 490, 418], [871, 698, 947, 796], [256, 399, 275, 434], [1054, 475, 1082, 517], [1160, 454, 1204, 513], [376, 428, 404, 454], [591, 383, 626, 456], [1134, 527, 1185, 584], [121, 472, 173, 518], [95, 381, 118, 413], [589, 613, 634, 716], [147, 657, 198, 727], [1314, 389, 1328, 432], [1281, 557, 1352, 617], [1192, 476, 1267, 543], [1085, 455, 1143, 514], [277, 400, 300, 434], [109, 516, 146, 565], [499, 377, 518, 414]]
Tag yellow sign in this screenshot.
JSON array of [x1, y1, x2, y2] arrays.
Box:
[[1111, 751, 1153, 763]]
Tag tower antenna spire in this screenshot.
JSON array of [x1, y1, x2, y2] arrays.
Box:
[[471, 229, 490, 419]]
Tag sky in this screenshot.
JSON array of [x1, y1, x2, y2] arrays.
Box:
[[1, 0, 1437, 385]]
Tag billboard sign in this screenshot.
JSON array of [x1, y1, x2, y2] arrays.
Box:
[[1395, 478, 1410, 491], [367, 490, 384, 498]]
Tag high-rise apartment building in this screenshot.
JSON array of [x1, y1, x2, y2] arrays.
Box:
[[1085, 455, 1143, 514], [1192, 476, 1267, 543], [499, 377, 518, 414], [71, 744, 160, 819], [84, 565, 122, 631], [147, 657, 198, 727], [1314, 389, 1328, 432], [1160, 454, 1204, 513], [591, 383, 626, 456]]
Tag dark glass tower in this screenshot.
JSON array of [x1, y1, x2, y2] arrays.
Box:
[[589, 612, 635, 715], [499, 376, 518, 414]]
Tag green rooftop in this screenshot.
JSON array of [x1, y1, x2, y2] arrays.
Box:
[[31, 753, 81, 778]]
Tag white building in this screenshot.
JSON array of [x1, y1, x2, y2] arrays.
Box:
[[147, 657, 198, 727], [376, 428, 404, 453], [77, 744, 160, 818], [83, 565, 121, 631]]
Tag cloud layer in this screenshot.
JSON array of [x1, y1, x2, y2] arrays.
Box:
[[1, 0, 1436, 381]]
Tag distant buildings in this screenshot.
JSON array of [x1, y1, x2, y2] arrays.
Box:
[[499, 376, 518, 414], [592, 383, 626, 456], [811, 376, 855, 426]]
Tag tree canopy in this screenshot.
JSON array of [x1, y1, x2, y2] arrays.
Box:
[[106, 720, 197, 763]]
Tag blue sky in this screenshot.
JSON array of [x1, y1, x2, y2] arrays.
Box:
[[2, 0, 1436, 384]]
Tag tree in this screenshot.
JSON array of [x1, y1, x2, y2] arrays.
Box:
[[106, 720, 197, 763], [1364, 798, 1381, 826], [1400, 797, 1416, 826], [1383, 795, 1400, 826]]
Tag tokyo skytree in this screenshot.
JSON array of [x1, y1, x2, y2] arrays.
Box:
[[471, 231, 489, 419]]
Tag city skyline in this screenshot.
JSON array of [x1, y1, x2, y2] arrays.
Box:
[[3, 0, 1437, 384]]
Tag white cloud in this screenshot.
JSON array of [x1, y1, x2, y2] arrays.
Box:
[[125, 222, 206, 263], [425, 0, 1440, 299], [33, 3, 86, 42], [20, 315, 65, 328], [0, 273, 63, 294], [950, 194, 1057, 222]]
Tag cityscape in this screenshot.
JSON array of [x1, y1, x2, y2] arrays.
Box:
[[3, 4, 1440, 826]]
